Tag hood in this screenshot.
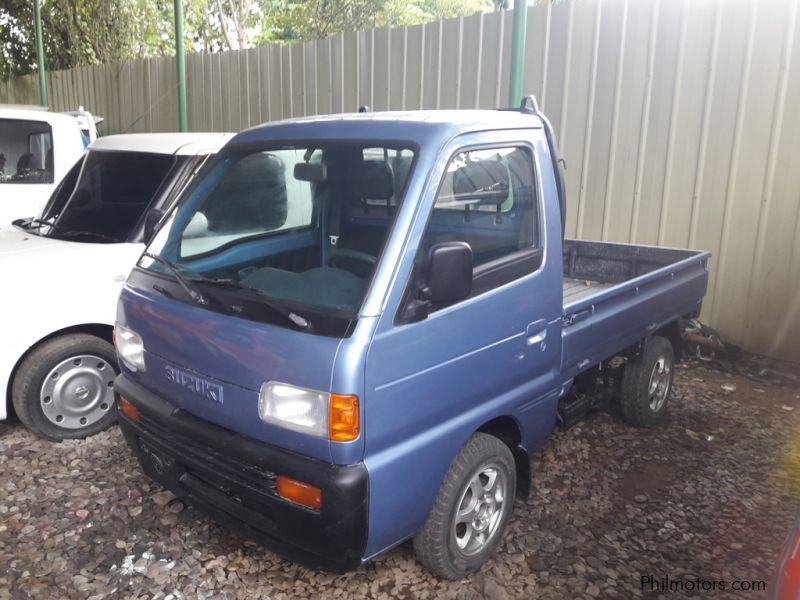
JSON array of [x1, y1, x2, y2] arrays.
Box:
[[117, 282, 346, 461], [0, 226, 61, 258], [0, 227, 144, 334], [0, 227, 135, 277]]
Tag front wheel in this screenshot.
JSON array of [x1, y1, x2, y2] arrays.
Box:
[[11, 334, 118, 441], [413, 433, 516, 580], [619, 335, 675, 428]]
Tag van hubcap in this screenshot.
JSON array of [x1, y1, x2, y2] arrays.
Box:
[[648, 356, 671, 412], [39, 354, 115, 429], [453, 464, 507, 556]]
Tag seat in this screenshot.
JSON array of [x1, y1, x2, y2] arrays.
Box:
[[355, 160, 394, 205], [202, 152, 288, 234], [392, 154, 413, 196], [16, 152, 35, 173], [332, 160, 396, 276]]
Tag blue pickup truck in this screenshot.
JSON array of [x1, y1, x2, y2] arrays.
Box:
[[113, 98, 710, 579]]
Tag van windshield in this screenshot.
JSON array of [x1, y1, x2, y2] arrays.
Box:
[[140, 143, 415, 325], [31, 150, 175, 242]]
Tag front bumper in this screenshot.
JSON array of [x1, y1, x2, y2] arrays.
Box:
[[114, 374, 368, 572]]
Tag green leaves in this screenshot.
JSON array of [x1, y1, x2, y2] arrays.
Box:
[[261, 0, 497, 43], [1, 0, 497, 81]]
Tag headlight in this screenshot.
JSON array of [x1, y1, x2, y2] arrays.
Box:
[[259, 382, 329, 437], [259, 382, 360, 441], [115, 323, 145, 372]]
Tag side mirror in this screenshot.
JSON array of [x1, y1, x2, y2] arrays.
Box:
[[143, 208, 165, 242], [423, 242, 473, 304]]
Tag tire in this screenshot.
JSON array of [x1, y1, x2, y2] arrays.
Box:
[[413, 433, 516, 580], [11, 334, 118, 441], [620, 335, 675, 428]]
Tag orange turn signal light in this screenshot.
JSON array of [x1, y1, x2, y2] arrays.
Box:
[[276, 475, 322, 510], [329, 394, 359, 441], [118, 396, 140, 422]]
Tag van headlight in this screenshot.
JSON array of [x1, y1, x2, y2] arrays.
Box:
[[259, 382, 360, 441], [115, 323, 146, 372], [259, 382, 328, 437]]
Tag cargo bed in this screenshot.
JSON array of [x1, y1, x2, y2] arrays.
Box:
[[560, 239, 710, 378]]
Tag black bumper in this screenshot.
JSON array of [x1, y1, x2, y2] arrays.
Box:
[[114, 374, 368, 573]]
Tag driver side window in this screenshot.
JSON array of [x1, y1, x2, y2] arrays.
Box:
[[408, 145, 541, 314], [421, 146, 539, 267]]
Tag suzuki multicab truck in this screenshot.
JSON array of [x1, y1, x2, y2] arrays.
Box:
[[114, 98, 710, 579]]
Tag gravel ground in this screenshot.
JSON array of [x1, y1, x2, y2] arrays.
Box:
[[2, 358, 799, 600]]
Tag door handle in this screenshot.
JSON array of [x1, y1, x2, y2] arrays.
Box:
[[526, 320, 548, 346]]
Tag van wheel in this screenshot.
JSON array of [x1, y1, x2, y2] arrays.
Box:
[[413, 433, 516, 580], [12, 334, 118, 441], [620, 336, 674, 428]]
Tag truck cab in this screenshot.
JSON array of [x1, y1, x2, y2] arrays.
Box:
[[114, 104, 709, 578]]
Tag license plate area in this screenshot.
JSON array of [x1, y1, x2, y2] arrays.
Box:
[[138, 438, 181, 482]]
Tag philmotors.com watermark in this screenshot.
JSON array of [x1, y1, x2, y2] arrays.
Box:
[[641, 575, 767, 593]]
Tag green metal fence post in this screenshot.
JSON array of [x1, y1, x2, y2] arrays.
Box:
[[508, 0, 528, 107], [34, 0, 48, 106], [174, 0, 188, 131]]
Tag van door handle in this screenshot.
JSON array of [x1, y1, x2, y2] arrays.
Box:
[[526, 320, 548, 346]]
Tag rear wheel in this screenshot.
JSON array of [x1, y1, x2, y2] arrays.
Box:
[[619, 335, 675, 428], [12, 334, 118, 441], [413, 433, 516, 580]]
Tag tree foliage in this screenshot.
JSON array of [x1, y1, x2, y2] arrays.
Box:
[[0, 0, 500, 81], [1, 0, 138, 80], [261, 0, 497, 43]]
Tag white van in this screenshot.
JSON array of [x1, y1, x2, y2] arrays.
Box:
[[0, 132, 232, 440]]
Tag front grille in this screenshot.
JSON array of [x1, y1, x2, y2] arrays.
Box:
[[136, 410, 280, 503]]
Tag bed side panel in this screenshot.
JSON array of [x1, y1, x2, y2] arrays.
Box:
[[561, 254, 708, 378]]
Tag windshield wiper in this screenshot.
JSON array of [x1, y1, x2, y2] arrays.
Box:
[[201, 278, 311, 330], [55, 230, 122, 243], [142, 252, 208, 306], [14, 217, 54, 231], [26, 217, 53, 229]]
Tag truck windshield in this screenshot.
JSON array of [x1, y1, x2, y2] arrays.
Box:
[[33, 150, 175, 243], [0, 118, 54, 184], [140, 142, 415, 327]]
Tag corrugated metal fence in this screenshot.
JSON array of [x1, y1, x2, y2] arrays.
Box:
[[3, 0, 800, 362]]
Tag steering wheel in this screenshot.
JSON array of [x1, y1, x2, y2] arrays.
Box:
[[329, 248, 377, 274]]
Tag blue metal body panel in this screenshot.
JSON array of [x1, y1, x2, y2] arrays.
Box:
[[359, 129, 564, 557], [116, 110, 710, 565], [560, 244, 710, 379], [116, 283, 358, 463]]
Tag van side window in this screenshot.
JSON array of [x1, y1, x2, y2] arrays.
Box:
[[0, 119, 54, 184]]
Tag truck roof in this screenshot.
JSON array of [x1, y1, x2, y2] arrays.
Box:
[[89, 132, 234, 156], [230, 110, 544, 147]]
